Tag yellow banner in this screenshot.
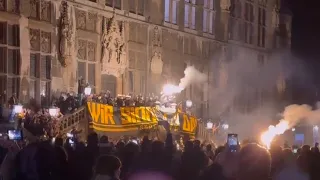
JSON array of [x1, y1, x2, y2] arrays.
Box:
[[87, 102, 197, 135]]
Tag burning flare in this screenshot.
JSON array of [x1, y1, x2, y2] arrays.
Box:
[[162, 84, 183, 95], [260, 120, 289, 149]]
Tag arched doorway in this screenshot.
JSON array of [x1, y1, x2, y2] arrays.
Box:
[[101, 74, 117, 97]]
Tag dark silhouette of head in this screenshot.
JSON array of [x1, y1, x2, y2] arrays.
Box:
[[238, 143, 271, 180], [54, 137, 64, 147], [94, 155, 122, 178], [87, 132, 98, 148]]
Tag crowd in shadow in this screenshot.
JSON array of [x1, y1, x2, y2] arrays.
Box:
[[0, 132, 320, 180]]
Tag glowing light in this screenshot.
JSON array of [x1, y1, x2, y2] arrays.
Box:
[[207, 121, 213, 129], [292, 128, 295, 132], [261, 120, 289, 149], [84, 86, 92, 95], [13, 104, 23, 114], [162, 84, 183, 95], [186, 100, 193, 108], [222, 124, 229, 130], [49, 107, 59, 117], [314, 125, 319, 131]]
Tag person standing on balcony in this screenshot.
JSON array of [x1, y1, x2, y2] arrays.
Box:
[[78, 77, 86, 106], [8, 93, 18, 123], [0, 93, 4, 121]]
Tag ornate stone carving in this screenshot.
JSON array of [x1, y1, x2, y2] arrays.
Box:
[[76, 9, 86, 29], [87, 12, 97, 32], [7, 0, 20, 13], [41, 0, 51, 22], [220, 0, 230, 11], [29, 29, 40, 51], [30, 0, 39, 18], [58, 1, 74, 67], [87, 41, 96, 61], [152, 26, 161, 47], [41, 31, 51, 53], [101, 15, 127, 77], [0, 0, 5, 10], [77, 39, 87, 60], [150, 51, 163, 75]]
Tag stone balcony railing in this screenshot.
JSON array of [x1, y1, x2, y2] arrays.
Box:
[[59, 106, 87, 134]]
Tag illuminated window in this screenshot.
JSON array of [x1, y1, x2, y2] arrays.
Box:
[[228, 0, 242, 41], [165, 0, 179, 24], [105, 0, 121, 9], [258, 4, 266, 47], [244, 0, 254, 44], [203, 0, 215, 34], [184, 0, 196, 29]]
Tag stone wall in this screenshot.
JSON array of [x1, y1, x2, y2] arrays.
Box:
[[0, 0, 291, 118]]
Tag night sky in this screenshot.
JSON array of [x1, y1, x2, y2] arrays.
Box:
[[286, 0, 320, 104]]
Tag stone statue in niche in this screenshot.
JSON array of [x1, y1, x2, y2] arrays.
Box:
[[87, 13, 97, 32], [152, 26, 161, 47], [29, 29, 40, 51], [220, 0, 231, 11], [272, 4, 280, 28], [76, 9, 86, 29], [58, 1, 74, 67], [41, 31, 51, 53], [150, 51, 163, 75], [101, 14, 127, 77]]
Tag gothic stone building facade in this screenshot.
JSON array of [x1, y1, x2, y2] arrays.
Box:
[[0, 0, 291, 118]]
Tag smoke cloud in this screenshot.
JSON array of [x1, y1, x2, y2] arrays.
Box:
[[179, 66, 207, 89], [206, 48, 308, 140], [282, 103, 320, 127]]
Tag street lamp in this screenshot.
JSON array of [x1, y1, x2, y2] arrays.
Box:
[[186, 100, 193, 108], [13, 104, 23, 114], [222, 123, 229, 130], [49, 107, 59, 117], [207, 121, 213, 129], [13, 104, 23, 129], [84, 86, 92, 96], [292, 128, 296, 132]]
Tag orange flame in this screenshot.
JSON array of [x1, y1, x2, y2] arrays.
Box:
[[260, 120, 289, 149]]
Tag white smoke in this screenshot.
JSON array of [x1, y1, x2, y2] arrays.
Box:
[[178, 66, 207, 89], [282, 103, 320, 127]]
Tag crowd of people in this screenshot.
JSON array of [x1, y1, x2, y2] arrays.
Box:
[[0, 132, 319, 180], [0, 90, 174, 139], [87, 91, 162, 107]]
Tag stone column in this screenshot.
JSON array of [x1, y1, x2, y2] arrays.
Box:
[[19, 15, 30, 104], [19, 0, 31, 104]]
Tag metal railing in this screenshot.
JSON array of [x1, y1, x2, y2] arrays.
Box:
[[59, 106, 86, 134]]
